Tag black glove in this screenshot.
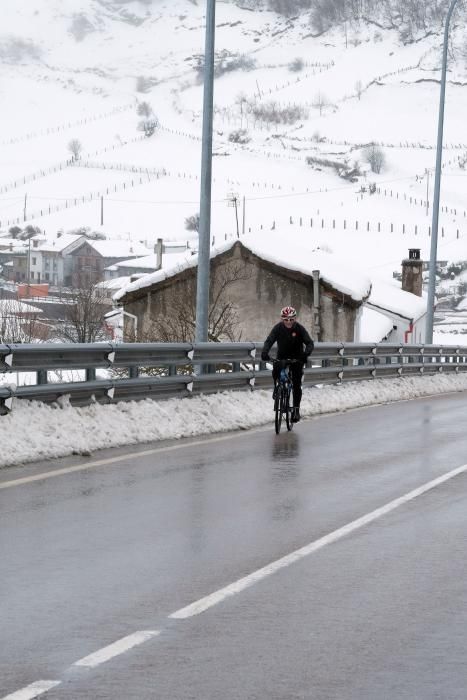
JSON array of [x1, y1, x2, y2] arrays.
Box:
[[261, 351, 270, 362], [301, 352, 310, 364]]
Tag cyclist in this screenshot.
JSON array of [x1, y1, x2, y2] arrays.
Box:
[[261, 306, 314, 423]]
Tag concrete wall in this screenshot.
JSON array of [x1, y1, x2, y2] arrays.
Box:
[[123, 243, 358, 342]]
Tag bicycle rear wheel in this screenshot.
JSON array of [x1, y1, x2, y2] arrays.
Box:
[[274, 388, 283, 434]]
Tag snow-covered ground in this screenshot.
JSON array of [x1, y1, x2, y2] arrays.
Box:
[[2, 374, 467, 470]]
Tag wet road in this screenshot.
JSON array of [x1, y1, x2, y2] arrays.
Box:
[[2, 391, 467, 699]]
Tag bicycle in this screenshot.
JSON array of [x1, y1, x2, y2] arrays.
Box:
[[273, 359, 296, 434]]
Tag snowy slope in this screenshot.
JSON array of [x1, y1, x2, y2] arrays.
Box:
[[1, 0, 467, 345]]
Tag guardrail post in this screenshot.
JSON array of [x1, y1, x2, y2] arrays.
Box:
[[169, 365, 177, 376], [129, 366, 140, 378], [86, 368, 96, 381], [37, 370, 48, 384]]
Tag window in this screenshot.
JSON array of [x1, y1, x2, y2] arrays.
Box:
[[32, 257, 36, 265]]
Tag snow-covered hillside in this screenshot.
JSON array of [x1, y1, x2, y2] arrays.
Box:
[[2, 0, 467, 339]]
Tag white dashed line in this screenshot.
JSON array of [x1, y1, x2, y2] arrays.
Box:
[[170, 461, 467, 618], [1, 681, 61, 700], [73, 630, 160, 669]]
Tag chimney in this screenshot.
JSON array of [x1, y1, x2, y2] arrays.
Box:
[[402, 248, 423, 297], [154, 238, 163, 270]]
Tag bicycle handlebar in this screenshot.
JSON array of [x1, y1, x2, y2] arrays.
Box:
[[273, 358, 301, 366]]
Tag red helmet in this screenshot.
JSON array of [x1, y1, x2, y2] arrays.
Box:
[[280, 306, 297, 320]]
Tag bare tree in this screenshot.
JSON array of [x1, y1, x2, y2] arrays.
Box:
[[0, 299, 43, 343], [68, 138, 82, 161], [184, 213, 200, 232], [56, 279, 108, 343], [141, 260, 251, 343], [289, 57, 305, 72], [363, 143, 386, 174], [137, 117, 159, 137], [136, 101, 153, 118], [312, 91, 329, 117]]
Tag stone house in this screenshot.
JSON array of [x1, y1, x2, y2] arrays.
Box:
[[114, 237, 372, 342]]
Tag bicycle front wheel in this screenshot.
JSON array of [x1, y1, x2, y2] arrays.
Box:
[[274, 388, 283, 434]]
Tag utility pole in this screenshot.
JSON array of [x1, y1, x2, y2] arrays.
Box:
[[101, 196, 104, 226], [23, 193, 27, 222], [27, 236, 31, 297], [425, 0, 460, 343], [195, 0, 216, 344], [227, 192, 239, 238]]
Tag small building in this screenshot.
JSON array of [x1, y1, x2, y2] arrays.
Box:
[[114, 235, 372, 342]]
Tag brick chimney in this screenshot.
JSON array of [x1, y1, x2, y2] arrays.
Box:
[[402, 248, 423, 296], [154, 238, 163, 270]]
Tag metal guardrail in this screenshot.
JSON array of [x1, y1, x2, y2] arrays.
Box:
[[0, 341, 466, 414]]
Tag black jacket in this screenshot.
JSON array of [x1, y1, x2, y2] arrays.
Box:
[[261, 321, 314, 361]]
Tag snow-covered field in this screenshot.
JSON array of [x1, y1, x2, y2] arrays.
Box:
[[1, 0, 467, 262]]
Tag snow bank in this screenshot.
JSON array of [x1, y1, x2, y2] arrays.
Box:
[[2, 373, 467, 469]]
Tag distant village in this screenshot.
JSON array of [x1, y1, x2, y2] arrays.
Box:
[[0, 225, 443, 347]]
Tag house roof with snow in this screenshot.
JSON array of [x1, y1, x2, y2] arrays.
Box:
[[359, 307, 394, 342], [0, 300, 43, 315], [88, 239, 150, 259], [106, 251, 191, 272], [96, 276, 132, 291], [37, 234, 85, 254], [113, 234, 373, 303], [365, 279, 427, 322]]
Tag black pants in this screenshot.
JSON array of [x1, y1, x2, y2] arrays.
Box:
[[272, 361, 304, 408]]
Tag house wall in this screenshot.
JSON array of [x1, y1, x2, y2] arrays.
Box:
[[68, 242, 103, 287], [122, 244, 358, 342], [372, 313, 427, 344]]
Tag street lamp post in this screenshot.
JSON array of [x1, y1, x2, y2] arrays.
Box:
[[425, 0, 460, 343], [195, 0, 216, 344]]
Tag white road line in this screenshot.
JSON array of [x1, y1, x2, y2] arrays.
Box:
[[0, 430, 268, 491], [170, 461, 467, 619], [73, 630, 160, 669], [1, 681, 61, 700]]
